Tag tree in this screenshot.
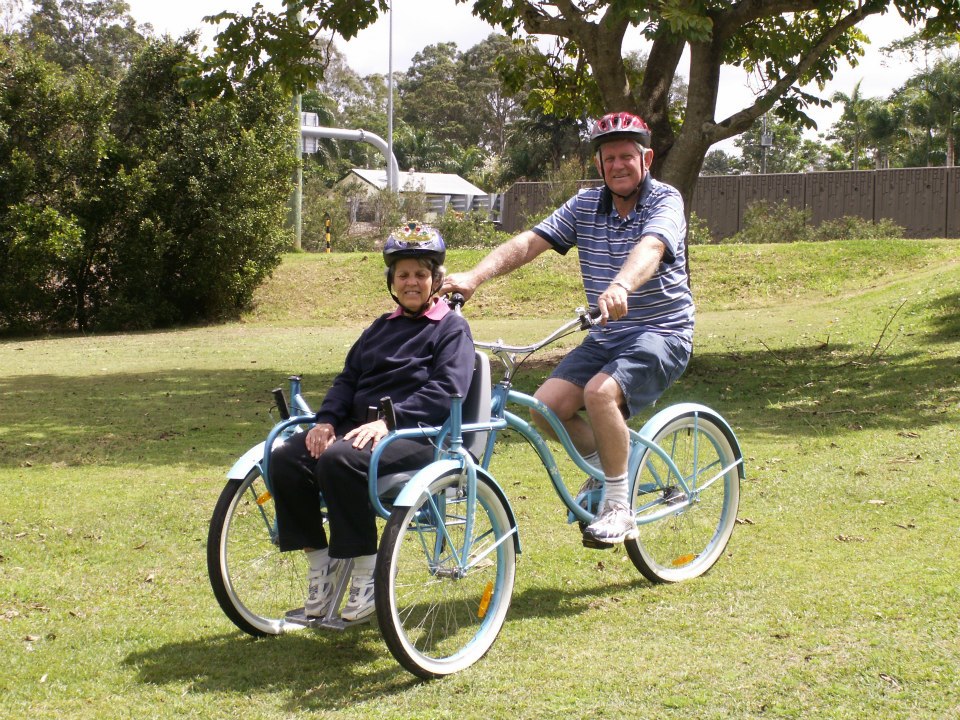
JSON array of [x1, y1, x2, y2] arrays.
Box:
[[22, 0, 149, 78], [905, 57, 960, 165], [0, 36, 296, 333], [1, 0, 24, 34], [831, 80, 871, 170], [202, 0, 960, 210], [700, 149, 738, 176], [457, 33, 527, 155]]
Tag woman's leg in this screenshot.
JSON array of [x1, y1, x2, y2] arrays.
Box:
[[270, 431, 328, 552], [316, 437, 436, 559]]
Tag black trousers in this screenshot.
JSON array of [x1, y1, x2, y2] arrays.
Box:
[[270, 427, 436, 558]]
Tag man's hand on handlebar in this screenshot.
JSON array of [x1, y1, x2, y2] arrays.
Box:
[[597, 282, 630, 325], [440, 271, 479, 301]]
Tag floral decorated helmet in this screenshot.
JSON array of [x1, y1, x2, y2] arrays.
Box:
[[383, 221, 446, 267]]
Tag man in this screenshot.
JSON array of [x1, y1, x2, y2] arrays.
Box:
[[442, 111, 694, 547]]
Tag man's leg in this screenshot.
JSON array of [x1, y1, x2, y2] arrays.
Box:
[[582, 372, 630, 477], [532, 378, 595, 454]]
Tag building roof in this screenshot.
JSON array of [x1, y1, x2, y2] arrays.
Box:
[[347, 168, 487, 196]]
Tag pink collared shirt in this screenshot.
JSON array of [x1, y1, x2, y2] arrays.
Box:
[[387, 297, 451, 321]]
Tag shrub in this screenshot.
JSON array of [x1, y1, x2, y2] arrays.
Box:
[[0, 38, 296, 333], [302, 182, 353, 253], [686, 211, 714, 245], [434, 210, 510, 249], [727, 200, 810, 244], [810, 216, 904, 242]]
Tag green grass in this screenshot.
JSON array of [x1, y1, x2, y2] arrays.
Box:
[[2, 239, 959, 718]]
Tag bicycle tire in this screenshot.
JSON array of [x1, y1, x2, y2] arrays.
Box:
[[375, 467, 516, 679], [207, 468, 308, 636], [625, 411, 741, 583]]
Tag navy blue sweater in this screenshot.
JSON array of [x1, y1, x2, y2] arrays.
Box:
[[314, 308, 474, 431]]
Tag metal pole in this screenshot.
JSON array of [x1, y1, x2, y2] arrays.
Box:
[[287, 5, 303, 249], [387, 0, 395, 192]]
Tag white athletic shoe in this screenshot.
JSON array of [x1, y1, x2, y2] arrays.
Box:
[[583, 500, 639, 545], [305, 557, 344, 618], [341, 571, 375, 622]]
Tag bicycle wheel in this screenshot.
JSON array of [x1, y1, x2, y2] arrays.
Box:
[[625, 411, 741, 583], [207, 468, 308, 636], [376, 467, 517, 679]]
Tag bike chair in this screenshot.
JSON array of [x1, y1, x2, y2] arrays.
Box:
[[376, 348, 491, 497], [288, 349, 492, 629]]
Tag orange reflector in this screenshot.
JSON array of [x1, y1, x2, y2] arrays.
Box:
[[478, 581, 494, 619], [256, 491, 272, 506], [671, 553, 695, 567]]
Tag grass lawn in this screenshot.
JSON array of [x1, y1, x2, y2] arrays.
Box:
[[1, 239, 959, 719]]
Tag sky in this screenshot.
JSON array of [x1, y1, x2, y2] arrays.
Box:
[[121, 0, 924, 142]]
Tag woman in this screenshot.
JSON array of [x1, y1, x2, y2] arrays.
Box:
[[270, 222, 475, 622]]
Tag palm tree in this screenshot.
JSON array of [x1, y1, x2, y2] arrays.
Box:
[[832, 80, 870, 170]]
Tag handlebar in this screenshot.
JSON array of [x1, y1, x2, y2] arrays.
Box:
[[380, 396, 398, 431], [474, 306, 601, 378]]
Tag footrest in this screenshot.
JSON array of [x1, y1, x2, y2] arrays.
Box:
[[284, 607, 372, 631]]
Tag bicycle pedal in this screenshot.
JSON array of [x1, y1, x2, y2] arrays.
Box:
[[581, 534, 614, 550]]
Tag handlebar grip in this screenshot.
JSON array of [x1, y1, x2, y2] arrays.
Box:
[[272, 388, 290, 420], [380, 396, 397, 431], [448, 293, 466, 312]]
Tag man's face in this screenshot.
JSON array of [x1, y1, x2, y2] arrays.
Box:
[[595, 138, 652, 197]]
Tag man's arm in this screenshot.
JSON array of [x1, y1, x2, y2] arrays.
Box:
[[597, 235, 666, 323], [441, 230, 552, 300]]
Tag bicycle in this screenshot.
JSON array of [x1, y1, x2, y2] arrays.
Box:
[[207, 303, 744, 680]]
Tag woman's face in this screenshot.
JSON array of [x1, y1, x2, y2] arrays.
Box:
[[392, 258, 435, 312]]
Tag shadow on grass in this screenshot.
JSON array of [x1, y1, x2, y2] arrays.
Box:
[[122, 580, 646, 708], [661, 341, 957, 438], [923, 290, 960, 343], [0, 368, 339, 470], [2, 336, 955, 471]]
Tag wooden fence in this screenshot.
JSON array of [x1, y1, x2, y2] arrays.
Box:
[[498, 167, 960, 240]]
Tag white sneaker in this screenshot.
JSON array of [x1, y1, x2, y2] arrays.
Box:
[[305, 557, 344, 618], [583, 500, 639, 545], [341, 571, 375, 622]]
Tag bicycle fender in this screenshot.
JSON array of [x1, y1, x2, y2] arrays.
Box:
[[637, 403, 745, 478], [392, 460, 522, 554], [391, 460, 465, 506], [227, 442, 264, 480]]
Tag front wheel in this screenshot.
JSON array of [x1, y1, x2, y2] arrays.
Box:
[[207, 468, 308, 636], [375, 468, 517, 679], [625, 411, 741, 583]]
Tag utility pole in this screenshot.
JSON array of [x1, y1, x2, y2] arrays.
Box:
[[287, 4, 303, 250], [759, 115, 773, 174], [387, 0, 395, 191]]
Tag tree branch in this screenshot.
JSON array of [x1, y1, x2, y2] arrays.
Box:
[[705, 2, 886, 144]]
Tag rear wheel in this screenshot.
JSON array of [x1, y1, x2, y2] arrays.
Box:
[[207, 468, 308, 636], [625, 412, 740, 583], [376, 468, 517, 678]]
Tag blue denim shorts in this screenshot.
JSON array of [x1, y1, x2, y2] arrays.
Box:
[[550, 330, 692, 418]]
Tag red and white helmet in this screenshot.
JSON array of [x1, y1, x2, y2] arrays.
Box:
[[589, 112, 651, 150]]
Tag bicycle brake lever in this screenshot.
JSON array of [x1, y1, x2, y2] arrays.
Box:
[[578, 306, 603, 330]]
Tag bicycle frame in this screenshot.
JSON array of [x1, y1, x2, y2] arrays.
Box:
[[372, 308, 745, 531], [209, 304, 745, 672]]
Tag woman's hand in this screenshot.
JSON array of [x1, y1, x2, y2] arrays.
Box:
[[305, 423, 336, 459], [343, 419, 389, 450]]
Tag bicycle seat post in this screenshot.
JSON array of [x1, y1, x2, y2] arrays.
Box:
[[448, 394, 464, 453]]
